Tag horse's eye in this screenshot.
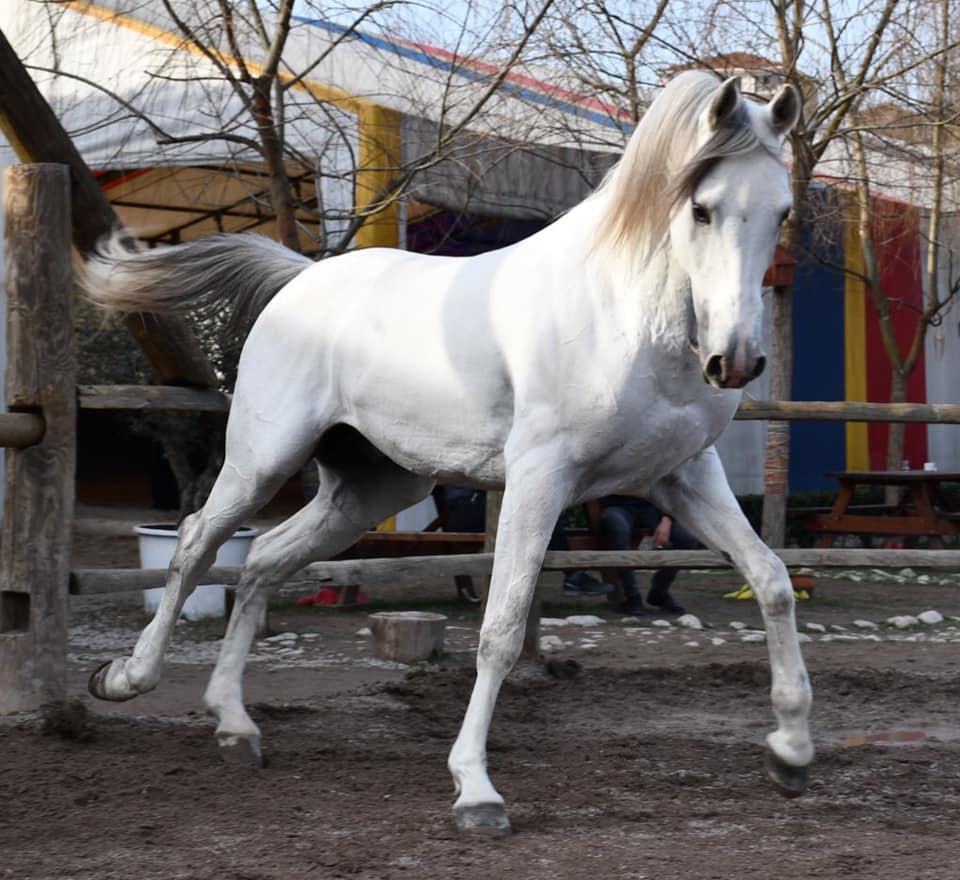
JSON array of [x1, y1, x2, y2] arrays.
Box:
[[692, 202, 710, 225]]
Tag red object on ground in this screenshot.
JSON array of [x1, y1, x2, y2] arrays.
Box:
[[297, 587, 369, 606]]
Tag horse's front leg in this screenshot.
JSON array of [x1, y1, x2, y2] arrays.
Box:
[[650, 446, 813, 796], [448, 449, 571, 836]]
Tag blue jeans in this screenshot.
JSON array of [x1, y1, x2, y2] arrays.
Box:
[[599, 498, 700, 600]]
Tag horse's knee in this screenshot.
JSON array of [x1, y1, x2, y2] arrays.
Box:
[[753, 557, 795, 617], [477, 630, 522, 677], [760, 584, 795, 618]]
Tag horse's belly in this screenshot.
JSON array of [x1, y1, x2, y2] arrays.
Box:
[[354, 403, 509, 485]]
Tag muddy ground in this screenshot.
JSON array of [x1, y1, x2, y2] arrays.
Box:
[[3, 526, 960, 879]]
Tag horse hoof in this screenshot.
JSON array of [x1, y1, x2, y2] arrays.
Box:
[[87, 661, 137, 702], [453, 803, 511, 837], [218, 733, 265, 769], [763, 749, 808, 798]]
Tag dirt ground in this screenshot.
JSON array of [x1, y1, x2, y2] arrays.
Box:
[[3, 527, 960, 879]]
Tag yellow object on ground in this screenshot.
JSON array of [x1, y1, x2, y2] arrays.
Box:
[[723, 585, 810, 600], [723, 585, 755, 600]]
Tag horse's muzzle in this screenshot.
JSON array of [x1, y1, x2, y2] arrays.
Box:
[[703, 345, 766, 389]]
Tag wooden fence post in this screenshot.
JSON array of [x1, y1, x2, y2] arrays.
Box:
[[0, 164, 75, 713]]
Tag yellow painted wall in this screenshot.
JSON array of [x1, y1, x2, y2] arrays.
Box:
[[844, 195, 870, 470]]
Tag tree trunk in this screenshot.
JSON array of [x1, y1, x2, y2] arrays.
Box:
[[251, 76, 300, 252], [884, 370, 909, 505], [761, 283, 792, 547]]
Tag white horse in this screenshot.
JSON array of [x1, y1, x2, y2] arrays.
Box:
[[83, 71, 811, 835]]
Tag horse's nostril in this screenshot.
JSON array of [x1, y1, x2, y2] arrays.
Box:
[[705, 354, 726, 383], [751, 356, 766, 380]]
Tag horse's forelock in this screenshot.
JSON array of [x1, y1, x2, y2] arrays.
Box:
[[668, 102, 778, 208], [593, 72, 779, 260]]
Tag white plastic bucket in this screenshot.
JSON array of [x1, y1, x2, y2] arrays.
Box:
[[136, 523, 258, 620]]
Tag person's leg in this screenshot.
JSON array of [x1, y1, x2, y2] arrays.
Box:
[[648, 520, 698, 614], [600, 505, 644, 612], [551, 517, 613, 596]]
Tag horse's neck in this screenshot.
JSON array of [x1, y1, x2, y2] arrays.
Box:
[[554, 196, 691, 356]]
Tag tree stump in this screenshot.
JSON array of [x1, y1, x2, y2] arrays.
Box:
[[368, 611, 446, 664]]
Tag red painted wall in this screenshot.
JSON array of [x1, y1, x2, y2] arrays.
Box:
[[863, 199, 928, 469]]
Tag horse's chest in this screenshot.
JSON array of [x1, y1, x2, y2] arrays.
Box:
[[580, 389, 736, 487]]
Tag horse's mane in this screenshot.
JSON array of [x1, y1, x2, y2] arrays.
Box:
[[593, 71, 780, 260]]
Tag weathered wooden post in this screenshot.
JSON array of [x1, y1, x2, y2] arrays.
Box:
[[0, 164, 75, 713]]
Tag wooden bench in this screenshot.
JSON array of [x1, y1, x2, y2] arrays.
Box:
[[335, 529, 485, 604], [329, 486, 485, 604]]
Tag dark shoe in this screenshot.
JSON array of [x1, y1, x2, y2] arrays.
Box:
[[619, 597, 648, 616], [563, 572, 614, 597], [647, 589, 685, 616]]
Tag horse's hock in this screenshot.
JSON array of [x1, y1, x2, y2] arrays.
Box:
[[369, 611, 446, 663]]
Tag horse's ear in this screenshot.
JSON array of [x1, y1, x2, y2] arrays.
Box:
[[767, 82, 801, 136], [707, 76, 742, 129]]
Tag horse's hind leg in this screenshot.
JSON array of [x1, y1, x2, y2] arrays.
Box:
[[204, 458, 433, 764], [88, 459, 288, 702]]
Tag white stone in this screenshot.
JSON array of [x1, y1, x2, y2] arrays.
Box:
[[740, 632, 766, 643], [683, 641, 700, 648], [887, 615, 919, 629], [797, 632, 813, 643], [899, 568, 916, 578], [620, 616, 645, 624], [356, 627, 372, 637], [829, 624, 848, 632], [265, 632, 298, 642], [565, 615, 605, 627], [652, 619, 672, 628], [539, 635, 564, 650], [918, 610, 944, 625], [852, 620, 878, 629], [677, 613, 703, 630], [805, 622, 827, 633], [729, 621, 747, 631], [710, 637, 727, 646], [917, 575, 930, 584], [540, 617, 569, 627]]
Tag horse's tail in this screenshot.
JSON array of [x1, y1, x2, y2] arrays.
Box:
[[79, 230, 313, 326]]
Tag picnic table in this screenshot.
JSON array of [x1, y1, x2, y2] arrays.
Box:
[[802, 470, 960, 548]]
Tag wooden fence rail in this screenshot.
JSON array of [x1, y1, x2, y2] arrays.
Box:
[[66, 387, 960, 424], [69, 547, 960, 595], [735, 400, 960, 424]]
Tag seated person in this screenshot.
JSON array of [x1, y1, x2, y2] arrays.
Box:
[[599, 496, 699, 616], [442, 484, 486, 533]]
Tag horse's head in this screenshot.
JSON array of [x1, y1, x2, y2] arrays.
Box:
[[668, 76, 800, 389]]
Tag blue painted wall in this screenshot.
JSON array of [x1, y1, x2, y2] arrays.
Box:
[[789, 193, 846, 493]]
